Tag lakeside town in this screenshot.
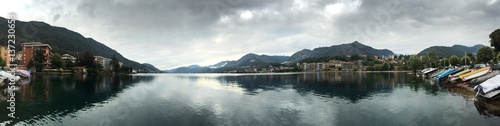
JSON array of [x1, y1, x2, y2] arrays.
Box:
[[0, 42, 137, 75], [225, 53, 471, 73]]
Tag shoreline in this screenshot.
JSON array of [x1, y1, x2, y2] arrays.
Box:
[[162, 71, 413, 74]]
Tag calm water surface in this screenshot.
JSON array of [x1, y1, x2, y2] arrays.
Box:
[[1, 72, 500, 125]]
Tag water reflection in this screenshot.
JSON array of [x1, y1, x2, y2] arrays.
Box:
[[443, 85, 500, 118], [0, 75, 155, 123], [474, 100, 500, 117], [1, 73, 499, 125], [212, 72, 440, 102]]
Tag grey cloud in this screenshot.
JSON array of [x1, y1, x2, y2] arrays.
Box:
[[52, 13, 61, 22], [20, 0, 500, 69]]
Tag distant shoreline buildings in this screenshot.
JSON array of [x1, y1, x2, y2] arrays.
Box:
[[0, 42, 128, 73]]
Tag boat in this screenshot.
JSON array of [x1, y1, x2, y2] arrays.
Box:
[[474, 64, 487, 69], [470, 70, 500, 86], [474, 75, 500, 100], [422, 68, 437, 75], [17, 78, 30, 85], [0, 71, 21, 84], [459, 67, 490, 82], [15, 70, 31, 78], [420, 68, 432, 74], [448, 67, 464, 76], [436, 68, 456, 83], [491, 64, 500, 70], [449, 69, 471, 82], [452, 69, 471, 77], [430, 69, 446, 78]]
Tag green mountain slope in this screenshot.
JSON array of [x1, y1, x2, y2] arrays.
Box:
[[285, 41, 394, 65], [0, 16, 161, 72], [417, 44, 484, 58]]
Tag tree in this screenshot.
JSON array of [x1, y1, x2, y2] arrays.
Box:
[[467, 53, 476, 64], [449, 55, 459, 66], [82, 51, 95, 68], [373, 64, 384, 71], [350, 54, 365, 61], [460, 56, 471, 66], [490, 29, 500, 52], [365, 66, 373, 71], [32, 49, 45, 71], [0, 58, 6, 67], [33, 49, 45, 63], [439, 58, 449, 67], [27, 59, 35, 69], [51, 53, 65, 69], [65, 60, 76, 68], [35, 61, 43, 72], [407, 55, 422, 73], [497, 52, 500, 63], [382, 63, 389, 71], [110, 55, 121, 73], [477, 46, 495, 64], [423, 49, 440, 68]]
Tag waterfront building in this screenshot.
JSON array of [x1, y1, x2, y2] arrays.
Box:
[[0, 45, 11, 67], [94, 56, 112, 70], [62, 54, 77, 63], [20, 42, 53, 68]]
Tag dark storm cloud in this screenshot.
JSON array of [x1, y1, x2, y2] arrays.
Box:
[[74, 0, 286, 30]]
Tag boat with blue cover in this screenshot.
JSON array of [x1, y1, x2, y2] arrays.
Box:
[[436, 68, 456, 83]]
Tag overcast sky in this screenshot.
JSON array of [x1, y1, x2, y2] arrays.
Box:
[[2, 0, 500, 69]]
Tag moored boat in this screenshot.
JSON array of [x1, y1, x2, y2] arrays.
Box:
[[460, 67, 490, 81], [423, 68, 437, 76], [436, 68, 456, 83], [15, 69, 31, 78], [430, 69, 446, 78], [474, 75, 500, 100], [420, 68, 432, 74], [449, 69, 471, 82], [421, 68, 437, 75], [0, 71, 21, 84], [470, 70, 500, 86], [447, 67, 464, 77], [452, 69, 471, 77]]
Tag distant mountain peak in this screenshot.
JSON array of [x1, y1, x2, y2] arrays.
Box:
[[346, 41, 368, 48], [285, 41, 394, 65], [350, 41, 362, 45], [418, 44, 485, 57]]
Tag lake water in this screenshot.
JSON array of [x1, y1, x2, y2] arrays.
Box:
[[1, 72, 500, 125]]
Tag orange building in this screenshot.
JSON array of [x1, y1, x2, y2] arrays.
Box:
[[21, 42, 53, 68], [0, 45, 11, 66]]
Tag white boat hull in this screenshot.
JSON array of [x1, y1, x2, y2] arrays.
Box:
[[462, 70, 489, 81]]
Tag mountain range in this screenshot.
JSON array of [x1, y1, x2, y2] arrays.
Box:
[[166, 41, 395, 73], [166, 41, 486, 73], [0, 16, 161, 72], [417, 44, 484, 58], [284, 41, 393, 65], [168, 54, 289, 73]]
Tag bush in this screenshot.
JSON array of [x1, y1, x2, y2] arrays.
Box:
[[373, 64, 384, 71], [365, 66, 373, 71]]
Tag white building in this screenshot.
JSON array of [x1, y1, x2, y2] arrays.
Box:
[[62, 54, 76, 63], [94, 56, 112, 70]]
